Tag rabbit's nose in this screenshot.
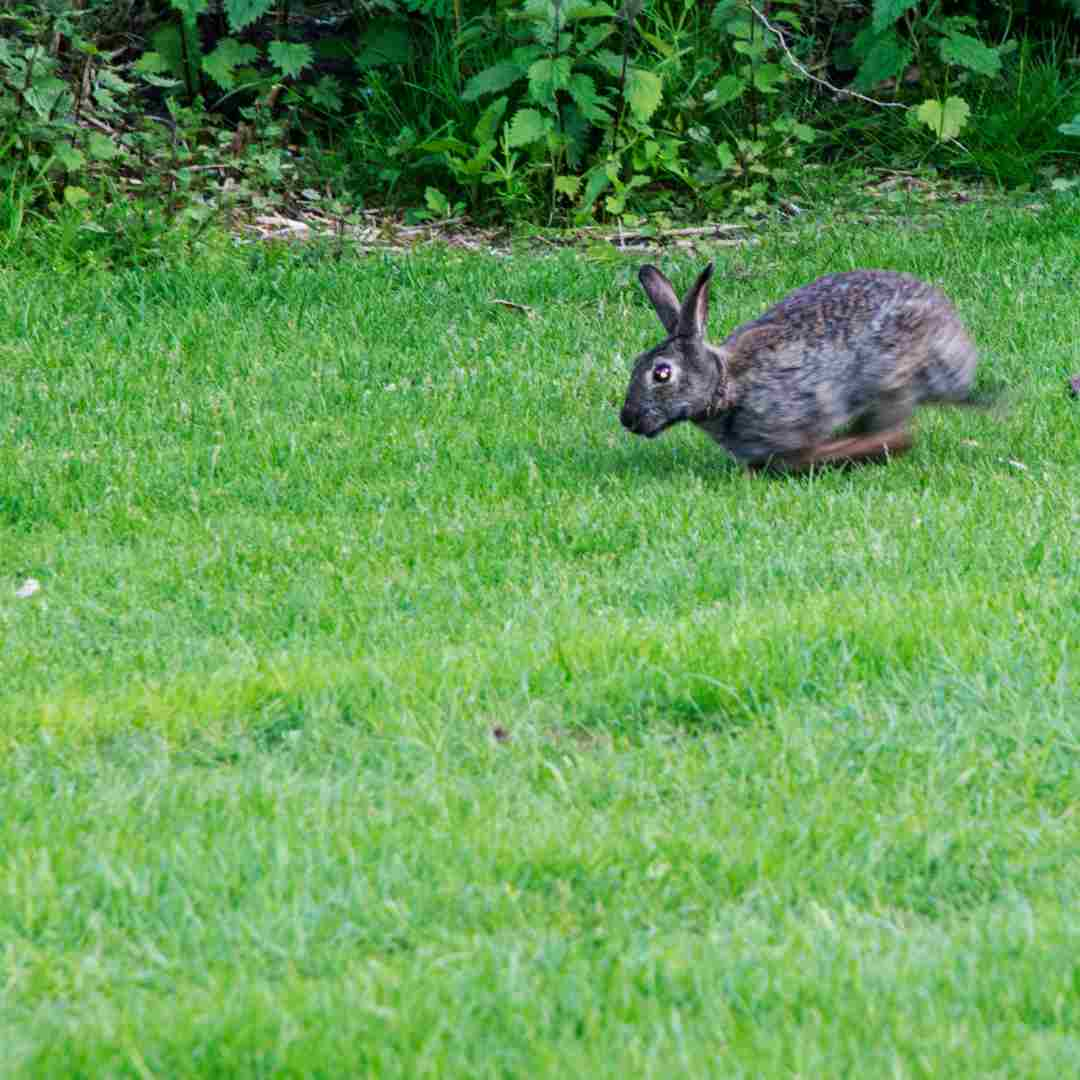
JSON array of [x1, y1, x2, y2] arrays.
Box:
[[620, 405, 640, 432]]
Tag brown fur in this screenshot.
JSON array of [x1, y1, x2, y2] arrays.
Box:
[[619, 263, 981, 470]]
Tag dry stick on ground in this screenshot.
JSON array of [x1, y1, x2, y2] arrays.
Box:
[[746, 3, 908, 111]]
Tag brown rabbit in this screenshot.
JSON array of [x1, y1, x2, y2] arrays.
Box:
[[619, 262, 981, 471]]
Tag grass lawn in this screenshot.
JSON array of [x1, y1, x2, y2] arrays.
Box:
[[1, 202, 1079, 1076]]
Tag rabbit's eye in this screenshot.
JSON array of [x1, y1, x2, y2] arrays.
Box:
[[653, 363, 672, 383]]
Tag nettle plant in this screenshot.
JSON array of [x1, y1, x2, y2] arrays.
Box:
[[846, 0, 1012, 141], [141, 0, 333, 110], [695, 0, 816, 214], [0, 4, 139, 208], [427, 0, 670, 222], [418, 0, 820, 223]]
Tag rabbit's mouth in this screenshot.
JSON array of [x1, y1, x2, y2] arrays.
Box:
[[621, 404, 682, 438]]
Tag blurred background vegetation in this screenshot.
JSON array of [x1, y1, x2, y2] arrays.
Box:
[[3, 0, 1080, 249]]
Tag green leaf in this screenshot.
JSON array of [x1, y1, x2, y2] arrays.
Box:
[[567, 73, 608, 123], [505, 107, 553, 149], [939, 33, 1002, 77], [528, 56, 572, 107], [267, 41, 313, 79], [752, 62, 785, 93], [87, 132, 119, 160], [140, 73, 183, 89], [307, 75, 344, 112], [473, 96, 509, 144], [54, 144, 85, 172], [872, 0, 920, 32], [424, 187, 451, 216], [1058, 114, 1080, 138], [63, 185, 91, 206], [462, 62, 526, 102], [150, 26, 186, 78], [355, 18, 411, 69], [626, 68, 662, 124], [202, 38, 259, 89], [580, 165, 612, 209], [224, 0, 275, 32], [705, 73, 745, 108], [554, 175, 581, 198], [564, 2, 616, 18], [24, 78, 69, 120], [133, 51, 171, 75], [591, 49, 624, 78], [639, 30, 674, 58], [716, 142, 736, 170], [916, 96, 970, 140], [852, 29, 912, 90], [577, 23, 614, 55]]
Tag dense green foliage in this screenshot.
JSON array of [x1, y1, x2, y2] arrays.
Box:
[[1, 204, 1080, 1071], [3, 0, 1080, 227]]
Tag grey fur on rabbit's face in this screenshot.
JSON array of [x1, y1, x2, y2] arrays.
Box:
[[619, 262, 979, 469]]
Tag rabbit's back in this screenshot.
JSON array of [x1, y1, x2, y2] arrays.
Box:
[[699, 270, 977, 461]]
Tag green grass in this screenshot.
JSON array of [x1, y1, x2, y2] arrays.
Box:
[[1, 202, 1080, 1076]]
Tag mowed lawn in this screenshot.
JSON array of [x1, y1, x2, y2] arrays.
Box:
[[1, 204, 1079, 1075]]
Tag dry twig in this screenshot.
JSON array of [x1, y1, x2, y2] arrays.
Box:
[[747, 3, 908, 110]]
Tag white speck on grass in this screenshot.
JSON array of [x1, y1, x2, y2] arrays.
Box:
[[15, 578, 41, 599]]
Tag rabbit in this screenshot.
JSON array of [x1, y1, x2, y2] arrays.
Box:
[[619, 262, 981, 471]]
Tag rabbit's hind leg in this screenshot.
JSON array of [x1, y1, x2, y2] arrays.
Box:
[[753, 427, 913, 473]]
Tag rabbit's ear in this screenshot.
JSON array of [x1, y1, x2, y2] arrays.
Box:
[[677, 262, 715, 339], [639, 265, 681, 335]]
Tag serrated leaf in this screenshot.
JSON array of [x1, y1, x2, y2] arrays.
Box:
[[54, 144, 85, 172], [591, 48, 624, 78], [581, 165, 612, 209], [917, 96, 970, 140], [462, 62, 525, 101], [567, 73, 608, 123], [308, 74, 344, 112], [852, 29, 912, 90], [63, 185, 91, 206], [87, 132, 119, 160], [872, 0, 920, 32], [554, 174, 581, 198], [626, 68, 662, 123], [202, 38, 259, 89], [577, 23, 614, 55], [474, 96, 509, 144], [528, 56, 572, 106], [505, 107, 553, 148], [939, 33, 1001, 77], [224, 0, 275, 32], [268, 40, 313, 79]]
